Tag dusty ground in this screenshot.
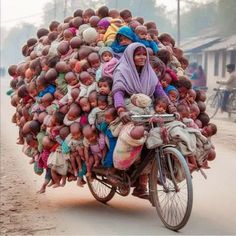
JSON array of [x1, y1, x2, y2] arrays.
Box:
[[1, 77, 236, 235]]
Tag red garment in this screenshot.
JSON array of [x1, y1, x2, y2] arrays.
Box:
[[166, 67, 178, 82]]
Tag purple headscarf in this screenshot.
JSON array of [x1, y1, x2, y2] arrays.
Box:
[[112, 42, 158, 96]]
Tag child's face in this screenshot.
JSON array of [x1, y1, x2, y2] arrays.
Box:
[[98, 81, 110, 95], [54, 90, 64, 100], [98, 100, 107, 110], [67, 110, 78, 121], [71, 129, 82, 140], [186, 90, 196, 104], [137, 30, 147, 40], [85, 130, 98, 144], [42, 98, 51, 107], [119, 35, 132, 46], [97, 26, 106, 34], [161, 74, 172, 88], [79, 98, 91, 113], [88, 95, 97, 108], [180, 107, 190, 119], [178, 87, 188, 99], [202, 125, 213, 137], [155, 102, 167, 114], [83, 14, 90, 24], [89, 58, 100, 69], [80, 75, 94, 86], [105, 112, 115, 124], [189, 111, 198, 120], [102, 52, 113, 62], [168, 91, 178, 103], [66, 76, 78, 86]]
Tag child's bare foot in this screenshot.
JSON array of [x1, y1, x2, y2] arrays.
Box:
[[52, 183, 60, 188], [16, 139, 24, 145], [201, 160, 210, 169], [47, 181, 54, 187], [86, 173, 93, 182], [74, 170, 78, 177], [81, 178, 86, 185], [68, 175, 77, 182], [37, 188, 46, 194], [77, 178, 84, 187], [60, 177, 66, 187], [29, 158, 35, 164]]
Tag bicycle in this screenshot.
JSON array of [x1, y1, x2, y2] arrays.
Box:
[[206, 85, 236, 118], [86, 114, 193, 231]]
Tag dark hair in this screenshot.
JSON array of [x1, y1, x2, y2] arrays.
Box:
[[53, 111, 65, 125], [98, 76, 113, 89], [25, 133, 36, 145], [73, 9, 83, 17], [177, 103, 188, 113], [70, 122, 82, 133], [29, 120, 41, 135], [17, 85, 28, 98], [176, 76, 192, 89], [37, 28, 49, 39], [49, 21, 60, 31], [10, 79, 18, 90], [97, 94, 108, 103], [208, 123, 217, 136], [97, 6, 109, 18], [158, 33, 175, 47], [178, 57, 189, 67], [154, 96, 169, 106], [226, 64, 235, 71], [120, 9, 132, 19], [83, 8, 95, 17], [105, 106, 117, 117], [198, 112, 210, 127], [157, 49, 171, 65]]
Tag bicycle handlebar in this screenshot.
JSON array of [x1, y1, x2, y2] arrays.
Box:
[[131, 114, 176, 123]]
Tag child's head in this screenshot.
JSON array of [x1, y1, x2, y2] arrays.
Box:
[[41, 93, 54, 107], [177, 103, 190, 119], [189, 103, 200, 120], [166, 86, 179, 103], [87, 52, 101, 69], [154, 97, 169, 114], [70, 122, 82, 139], [120, 9, 132, 24], [161, 72, 172, 88], [135, 25, 148, 40], [36, 73, 48, 92], [99, 47, 114, 63], [149, 56, 166, 79], [63, 29, 75, 42], [195, 90, 206, 102], [197, 101, 206, 113], [104, 107, 117, 124], [157, 49, 171, 66], [172, 47, 183, 60], [130, 93, 152, 108], [59, 126, 70, 140], [67, 104, 81, 121], [97, 6, 109, 18], [117, 33, 133, 46], [186, 89, 196, 104], [25, 134, 38, 148], [89, 15, 100, 28], [158, 33, 175, 47], [49, 21, 60, 32], [109, 9, 120, 19], [198, 112, 210, 127], [130, 126, 145, 140], [97, 94, 108, 110], [65, 71, 78, 86], [54, 89, 65, 100], [71, 88, 80, 101], [97, 18, 110, 34], [176, 76, 192, 99], [129, 20, 141, 31], [82, 8, 96, 23], [79, 71, 94, 86], [51, 111, 65, 126], [82, 124, 98, 143], [29, 120, 41, 135], [17, 84, 28, 98], [88, 90, 98, 108], [28, 81, 38, 97], [42, 136, 55, 150], [79, 97, 91, 113], [98, 77, 113, 95], [202, 123, 217, 137], [144, 21, 157, 30], [178, 57, 189, 70]]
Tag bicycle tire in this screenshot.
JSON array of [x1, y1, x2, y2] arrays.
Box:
[[149, 147, 193, 231], [206, 93, 220, 119], [87, 175, 116, 203]]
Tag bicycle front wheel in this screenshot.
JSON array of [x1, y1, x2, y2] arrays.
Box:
[[149, 147, 193, 231], [206, 93, 220, 118]]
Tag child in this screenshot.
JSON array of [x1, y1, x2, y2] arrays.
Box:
[[135, 25, 159, 54], [88, 90, 98, 109], [88, 94, 108, 127], [101, 107, 123, 168], [87, 52, 101, 77], [186, 89, 197, 106], [201, 123, 217, 138], [97, 77, 113, 105], [78, 71, 97, 98], [63, 104, 81, 126], [120, 9, 132, 24], [154, 97, 169, 114], [64, 122, 85, 186], [79, 97, 91, 127], [82, 8, 96, 24], [176, 76, 192, 99], [165, 86, 179, 105], [82, 125, 107, 180]]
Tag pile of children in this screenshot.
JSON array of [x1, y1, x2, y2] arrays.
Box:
[[7, 6, 217, 193]]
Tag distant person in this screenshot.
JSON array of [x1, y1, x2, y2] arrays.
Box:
[[190, 63, 206, 89], [217, 64, 236, 112]]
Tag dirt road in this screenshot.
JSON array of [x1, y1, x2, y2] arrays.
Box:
[[1, 78, 236, 235]]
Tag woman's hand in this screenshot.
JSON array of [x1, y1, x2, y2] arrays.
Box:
[[119, 111, 132, 124]]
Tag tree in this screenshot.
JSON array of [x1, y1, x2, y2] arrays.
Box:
[[179, 2, 217, 38]]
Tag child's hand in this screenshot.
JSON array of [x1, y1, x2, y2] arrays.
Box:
[[149, 116, 164, 125]]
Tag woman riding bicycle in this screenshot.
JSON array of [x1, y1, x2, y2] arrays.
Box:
[[112, 42, 176, 198]]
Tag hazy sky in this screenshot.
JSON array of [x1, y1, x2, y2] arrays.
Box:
[[1, 0, 211, 29]]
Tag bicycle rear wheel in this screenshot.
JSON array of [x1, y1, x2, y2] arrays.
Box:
[[87, 174, 116, 203], [206, 93, 220, 118], [149, 147, 193, 231]]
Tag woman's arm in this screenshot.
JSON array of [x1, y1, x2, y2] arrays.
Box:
[[113, 90, 126, 109], [154, 80, 168, 99]]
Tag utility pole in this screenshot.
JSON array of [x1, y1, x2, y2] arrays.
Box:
[[64, 0, 67, 18], [54, 0, 57, 19], [177, 0, 180, 47]]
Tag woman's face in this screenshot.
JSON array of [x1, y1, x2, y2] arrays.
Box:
[[134, 48, 147, 67]]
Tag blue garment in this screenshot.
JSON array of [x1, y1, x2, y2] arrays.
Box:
[[38, 85, 56, 97], [164, 85, 178, 95], [78, 162, 87, 178], [100, 122, 117, 168], [111, 26, 138, 53], [138, 38, 159, 54]]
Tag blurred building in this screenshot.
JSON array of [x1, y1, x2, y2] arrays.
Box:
[[181, 34, 236, 91]]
